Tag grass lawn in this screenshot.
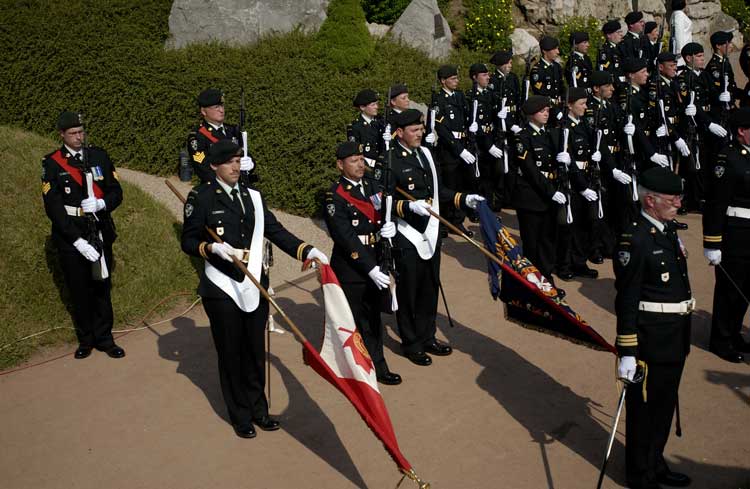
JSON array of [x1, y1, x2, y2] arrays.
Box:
[[0, 126, 197, 369]]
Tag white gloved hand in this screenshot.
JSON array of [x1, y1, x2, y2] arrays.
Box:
[[240, 156, 254, 172], [580, 188, 598, 201], [488, 145, 503, 158], [368, 266, 391, 290], [591, 150, 602, 163], [656, 125, 668, 138], [617, 356, 637, 381], [425, 132, 436, 144], [556, 152, 571, 165], [497, 107, 508, 119], [704, 248, 722, 265], [510, 124, 522, 134], [466, 194, 485, 209], [468, 121, 479, 133], [624, 122, 636, 136], [612, 168, 632, 184], [380, 221, 396, 239], [383, 125, 392, 143], [460, 149, 477, 164], [408, 200, 432, 217], [210, 242, 236, 262], [719, 91, 731, 103], [709, 122, 727, 138], [552, 191, 567, 204], [73, 238, 100, 262], [650, 153, 670, 167], [684, 104, 697, 117], [80, 197, 102, 213], [674, 138, 690, 157], [307, 247, 329, 265]]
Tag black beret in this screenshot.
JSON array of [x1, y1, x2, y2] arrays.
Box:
[[522, 95, 550, 115], [57, 111, 83, 131], [197, 88, 224, 107], [590, 70, 613, 86], [489, 50, 513, 66], [625, 11, 643, 25], [353, 89, 378, 107], [672, 0, 686, 10], [710, 31, 733, 46], [206, 140, 241, 166], [437, 64, 458, 79], [622, 57, 648, 73], [602, 20, 621, 35], [640, 167, 683, 195], [567, 87, 588, 103], [570, 31, 589, 45], [336, 141, 363, 160], [681, 42, 704, 58], [644, 21, 658, 35], [730, 107, 750, 128], [539, 36, 559, 51], [657, 52, 677, 64], [469, 63, 489, 77], [389, 84, 408, 99], [393, 108, 424, 129]]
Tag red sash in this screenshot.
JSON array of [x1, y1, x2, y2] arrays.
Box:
[[198, 126, 220, 143], [50, 150, 104, 198], [335, 184, 380, 223]]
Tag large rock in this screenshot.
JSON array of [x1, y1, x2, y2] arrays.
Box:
[[688, 1, 743, 51], [166, 0, 330, 49], [367, 22, 390, 39], [390, 0, 452, 60], [510, 28, 539, 57]]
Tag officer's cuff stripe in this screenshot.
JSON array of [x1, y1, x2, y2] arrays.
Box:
[[454, 193, 462, 209], [199, 242, 209, 259], [703, 235, 722, 242], [296, 243, 308, 261]]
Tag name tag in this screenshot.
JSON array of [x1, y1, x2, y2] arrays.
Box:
[[211, 210, 225, 215], [653, 249, 663, 255]]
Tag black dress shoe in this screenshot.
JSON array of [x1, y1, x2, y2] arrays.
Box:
[[555, 287, 566, 298], [424, 340, 452, 356], [573, 265, 599, 279], [672, 219, 688, 230], [656, 470, 691, 487], [710, 347, 745, 363], [104, 345, 126, 359], [376, 371, 402, 385], [233, 424, 257, 439], [589, 253, 604, 264], [557, 270, 574, 281], [406, 352, 432, 366], [74, 346, 93, 359], [253, 415, 280, 431]]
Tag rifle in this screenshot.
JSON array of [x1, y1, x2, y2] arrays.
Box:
[[523, 49, 536, 101], [238, 87, 252, 185], [684, 61, 701, 172], [378, 87, 395, 284], [623, 86, 639, 201], [653, 67, 674, 171], [558, 87, 573, 225], [468, 80, 481, 178], [78, 113, 107, 280], [590, 102, 604, 219], [496, 74, 510, 175], [427, 81, 439, 148], [720, 56, 732, 142]]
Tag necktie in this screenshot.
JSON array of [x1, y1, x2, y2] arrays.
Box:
[[414, 149, 426, 170], [230, 188, 244, 215], [352, 183, 364, 198]]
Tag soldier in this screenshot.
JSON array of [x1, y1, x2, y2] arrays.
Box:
[[702, 107, 750, 363], [181, 140, 328, 438], [642, 21, 661, 71], [614, 167, 693, 489], [488, 49, 522, 135], [386, 83, 410, 124], [739, 40, 750, 107], [619, 11, 646, 61], [349, 89, 385, 167], [187, 88, 256, 185], [599, 20, 626, 95], [530, 36, 565, 118], [42, 111, 125, 360], [704, 31, 738, 142], [324, 141, 401, 384], [386, 109, 484, 365], [564, 32, 593, 91]]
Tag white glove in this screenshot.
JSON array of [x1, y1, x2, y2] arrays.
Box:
[[460, 149, 476, 164], [380, 221, 396, 239], [497, 107, 508, 119], [240, 156, 254, 171], [719, 91, 731, 103], [368, 266, 391, 290], [650, 153, 670, 167], [383, 125, 392, 143], [656, 125, 668, 138], [617, 356, 637, 381], [709, 123, 727, 138], [510, 124, 522, 134], [704, 248, 722, 265], [556, 152, 571, 165], [81, 197, 105, 213], [465, 194, 485, 209], [552, 191, 567, 204], [591, 151, 602, 163], [612, 168, 632, 184], [210, 242, 236, 262], [73, 238, 100, 262], [580, 188, 598, 201], [624, 122, 635, 136], [684, 104, 697, 117], [425, 132, 436, 144], [674, 138, 690, 157], [307, 247, 329, 265], [468, 122, 479, 133], [408, 200, 432, 216], [488, 145, 503, 158]]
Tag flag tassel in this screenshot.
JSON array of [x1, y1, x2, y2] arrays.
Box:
[[396, 469, 430, 489]]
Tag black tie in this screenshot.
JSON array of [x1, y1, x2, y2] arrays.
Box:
[[352, 183, 364, 198], [231, 188, 244, 215], [414, 149, 426, 170]]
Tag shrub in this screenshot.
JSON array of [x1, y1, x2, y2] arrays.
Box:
[[463, 0, 513, 53], [557, 16, 605, 66], [315, 0, 374, 71], [361, 0, 450, 25], [722, 0, 750, 38]]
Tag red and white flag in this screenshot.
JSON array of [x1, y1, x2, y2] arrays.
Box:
[[301, 263, 428, 487]]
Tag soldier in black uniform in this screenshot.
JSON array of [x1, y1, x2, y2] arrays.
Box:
[[386, 109, 484, 365], [530, 36, 564, 120], [642, 21, 661, 71], [387, 83, 410, 124], [181, 140, 328, 438], [323, 141, 401, 384], [42, 111, 125, 360], [619, 11, 646, 61], [702, 108, 750, 363], [564, 32, 593, 91], [739, 41, 750, 107], [614, 167, 693, 489], [349, 89, 385, 167], [599, 20, 626, 95], [704, 31, 738, 142], [187, 88, 256, 185]]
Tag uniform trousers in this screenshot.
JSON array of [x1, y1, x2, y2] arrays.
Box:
[[341, 280, 387, 374], [437, 149, 467, 225], [710, 256, 750, 350], [517, 208, 558, 281], [394, 245, 441, 354]]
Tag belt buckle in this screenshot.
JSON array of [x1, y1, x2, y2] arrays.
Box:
[[241, 249, 250, 263], [684, 298, 696, 314]]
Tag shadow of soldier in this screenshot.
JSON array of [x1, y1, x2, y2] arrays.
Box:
[[705, 369, 750, 406]]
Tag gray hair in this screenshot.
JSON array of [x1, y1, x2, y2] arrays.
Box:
[[637, 184, 653, 208]]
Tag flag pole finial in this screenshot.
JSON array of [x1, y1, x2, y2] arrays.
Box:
[[396, 469, 430, 489]]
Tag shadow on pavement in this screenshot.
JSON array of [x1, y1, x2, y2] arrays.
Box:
[[705, 370, 750, 407], [577, 277, 616, 315]]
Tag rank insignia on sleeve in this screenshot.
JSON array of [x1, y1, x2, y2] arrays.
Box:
[[42, 181, 51, 195], [112, 171, 120, 181], [190, 139, 198, 151], [351, 252, 359, 260], [618, 250, 630, 266], [193, 151, 205, 163], [327, 203, 335, 216], [184, 203, 194, 218], [714, 166, 725, 178]]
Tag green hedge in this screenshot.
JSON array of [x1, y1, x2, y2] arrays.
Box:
[[722, 0, 750, 38], [361, 0, 450, 25], [557, 16, 605, 64], [315, 0, 374, 71]]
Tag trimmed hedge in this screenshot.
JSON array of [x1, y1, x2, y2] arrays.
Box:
[[315, 0, 374, 71]]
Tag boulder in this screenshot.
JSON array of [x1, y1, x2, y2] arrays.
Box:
[[510, 28, 539, 56], [687, 0, 743, 52], [390, 0, 452, 60], [166, 0, 330, 49], [367, 22, 390, 39]]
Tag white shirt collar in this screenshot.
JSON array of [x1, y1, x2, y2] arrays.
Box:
[[574, 51, 583, 58], [215, 176, 239, 197], [568, 114, 580, 124], [343, 176, 362, 188], [529, 122, 544, 133], [64, 144, 81, 158], [207, 121, 224, 131], [641, 209, 666, 233], [397, 141, 413, 155], [442, 87, 454, 96], [361, 114, 373, 124]]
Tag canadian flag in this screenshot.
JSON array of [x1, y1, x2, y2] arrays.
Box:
[[301, 264, 427, 486]]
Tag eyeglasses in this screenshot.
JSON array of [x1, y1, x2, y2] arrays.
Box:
[[652, 193, 683, 205]]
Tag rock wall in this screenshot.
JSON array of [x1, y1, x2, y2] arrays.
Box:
[[390, 0, 452, 60]]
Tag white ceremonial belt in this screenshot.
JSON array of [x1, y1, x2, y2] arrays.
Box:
[[726, 206, 750, 219], [575, 160, 587, 170], [64, 205, 85, 216], [231, 248, 252, 263], [451, 131, 466, 139], [638, 298, 696, 315], [358, 234, 377, 245]]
